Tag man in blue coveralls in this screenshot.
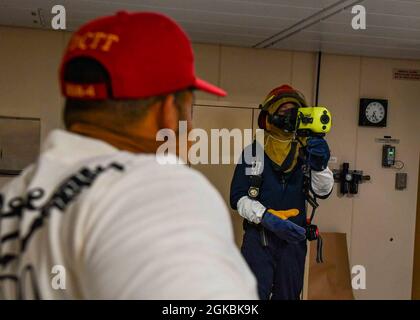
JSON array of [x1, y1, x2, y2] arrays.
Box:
[[230, 85, 334, 300]]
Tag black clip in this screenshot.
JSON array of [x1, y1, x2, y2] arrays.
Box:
[[306, 223, 323, 264]]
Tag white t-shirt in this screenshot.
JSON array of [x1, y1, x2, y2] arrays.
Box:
[[0, 130, 258, 300]]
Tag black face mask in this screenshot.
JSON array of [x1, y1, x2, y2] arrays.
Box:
[[268, 107, 298, 133]]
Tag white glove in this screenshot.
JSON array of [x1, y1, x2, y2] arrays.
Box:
[[311, 167, 334, 197], [236, 196, 266, 224]]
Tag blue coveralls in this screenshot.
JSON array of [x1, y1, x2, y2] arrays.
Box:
[[230, 143, 307, 300]]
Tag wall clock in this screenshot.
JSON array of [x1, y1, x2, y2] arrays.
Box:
[[359, 98, 388, 127]]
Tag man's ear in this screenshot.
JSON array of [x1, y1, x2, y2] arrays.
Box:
[[159, 94, 178, 131]]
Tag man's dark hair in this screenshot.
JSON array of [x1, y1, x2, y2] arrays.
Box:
[[63, 57, 192, 131]]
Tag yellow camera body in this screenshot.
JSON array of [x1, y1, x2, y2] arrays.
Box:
[[296, 106, 332, 136]]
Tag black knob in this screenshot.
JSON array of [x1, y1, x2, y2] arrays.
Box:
[[320, 114, 330, 124]]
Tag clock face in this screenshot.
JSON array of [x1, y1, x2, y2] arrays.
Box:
[[359, 98, 388, 127], [365, 101, 385, 124]]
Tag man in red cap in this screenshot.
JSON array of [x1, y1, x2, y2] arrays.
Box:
[[0, 11, 257, 299], [230, 85, 334, 300]]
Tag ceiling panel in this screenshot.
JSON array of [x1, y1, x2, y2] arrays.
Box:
[[0, 0, 419, 60], [273, 0, 420, 59], [308, 21, 420, 41], [363, 0, 420, 16], [0, 7, 42, 28], [70, 0, 319, 19], [327, 7, 420, 30], [62, 7, 298, 33], [187, 31, 259, 47], [286, 30, 420, 50], [277, 38, 420, 60]]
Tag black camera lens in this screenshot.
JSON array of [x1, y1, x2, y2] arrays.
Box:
[[320, 114, 330, 124]]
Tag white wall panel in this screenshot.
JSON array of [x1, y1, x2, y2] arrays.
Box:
[[220, 46, 293, 104]]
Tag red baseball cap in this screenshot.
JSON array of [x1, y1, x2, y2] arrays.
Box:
[[60, 11, 226, 99]]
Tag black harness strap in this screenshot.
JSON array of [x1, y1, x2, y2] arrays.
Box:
[[296, 137, 324, 263]]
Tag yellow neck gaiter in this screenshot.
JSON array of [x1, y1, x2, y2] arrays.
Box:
[[263, 120, 307, 173]]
